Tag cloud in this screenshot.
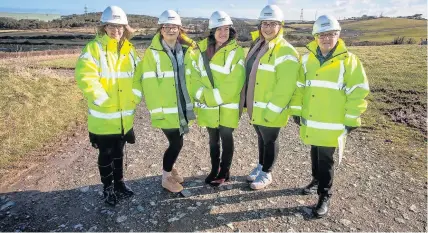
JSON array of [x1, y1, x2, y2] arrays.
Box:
[[268, 0, 292, 5], [229, 3, 235, 8]]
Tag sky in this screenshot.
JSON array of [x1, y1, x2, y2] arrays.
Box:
[[0, 0, 427, 20]]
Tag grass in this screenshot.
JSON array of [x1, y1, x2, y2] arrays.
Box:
[[342, 18, 427, 42], [0, 55, 86, 167], [34, 56, 78, 69]]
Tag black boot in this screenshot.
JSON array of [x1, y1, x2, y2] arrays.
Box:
[[301, 179, 318, 195], [205, 168, 220, 184], [205, 145, 221, 184], [114, 180, 134, 198], [210, 168, 230, 187], [103, 185, 118, 206], [313, 194, 330, 218]]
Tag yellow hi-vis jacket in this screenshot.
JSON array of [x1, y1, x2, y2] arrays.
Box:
[[246, 29, 300, 127], [290, 39, 370, 147], [188, 38, 246, 128], [75, 34, 141, 135]]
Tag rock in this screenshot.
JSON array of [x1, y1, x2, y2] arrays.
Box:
[[296, 199, 305, 205], [226, 184, 233, 190], [402, 213, 409, 220], [394, 217, 405, 224], [226, 223, 234, 230], [88, 226, 97, 232], [263, 228, 269, 232], [0, 201, 15, 211], [189, 183, 198, 187], [217, 216, 225, 220], [196, 171, 205, 176], [0, 196, 6, 201], [194, 179, 203, 183], [149, 220, 158, 225], [149, 164, 158, 168], [187, 206, 197, 211], [168, 217, 179, 222], [294, 213, 304, 220], [137, 205, 145, 213], [178, 213, 186, 218], [409, 204, 418, 212], [73, 224, 83, 230], [180, 189, 192, 197], [150, 201, 156, 206], [302, 207, 312, 216], [220, 198, 228, 202], [287, 228, 295, 232], [116, 215, 127, 223], [59, 224, 66, 228], [196, 202, 202, 206], [340, 219, 352, 226]]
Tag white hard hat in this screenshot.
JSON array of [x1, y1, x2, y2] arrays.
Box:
[[208, 11, 233, 29], [101, 6, 128, 25], [312, 15, 341, 35], [158, 10, 182, 26], [258, 5, 284, 22]]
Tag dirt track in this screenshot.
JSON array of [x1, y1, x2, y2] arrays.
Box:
[[0, 101, 426, 232]]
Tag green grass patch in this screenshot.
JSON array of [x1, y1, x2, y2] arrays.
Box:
[[34, 56, 78, 69], [342, 18, 427, 42], [0, 60, 86, 168]]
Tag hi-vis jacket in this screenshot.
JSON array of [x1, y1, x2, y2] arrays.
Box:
[[246, 29, 300, 127], [188, 38, 245, 128], [290, 39, 370, 147], [75, 34, 141, 135], [134, 33, 193, 129]]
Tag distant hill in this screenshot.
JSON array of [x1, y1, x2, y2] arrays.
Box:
[[0, 12, 61, 22]]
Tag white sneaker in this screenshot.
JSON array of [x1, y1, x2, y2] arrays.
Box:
[[250, 171, 272, 190], [247, 164, 262, 182]]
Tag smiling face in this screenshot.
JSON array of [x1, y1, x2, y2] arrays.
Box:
[[214, 25, 230, 45], [316, 30, 340, 54], [160, 24, 180, 42], [104, 24, 124, 41], [260, 20, 281, 41]]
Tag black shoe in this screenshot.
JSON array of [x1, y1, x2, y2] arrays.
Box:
[[210, 169, 230, 187], [103, 186, 118, 206], [301, 179, 318, 195], [114, 181, 134, 198], [312, 195, 330, 218]]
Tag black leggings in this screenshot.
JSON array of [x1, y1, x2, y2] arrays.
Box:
[[207, 126, 235, 172], [161, 129, 184, 172], [97, 137, 126, 188], [253, 125, 281, 173]]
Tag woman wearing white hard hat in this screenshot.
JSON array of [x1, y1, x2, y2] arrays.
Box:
[[134, 10, 196, 193], [241, 5, 300, 190], [290, 15, 369, 218], [187, 11, 245, 186], [75, 5, 141, 206]]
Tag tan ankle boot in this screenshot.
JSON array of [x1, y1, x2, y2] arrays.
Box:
[[162, 174, 183, 193], [171, 168, 184, 183]]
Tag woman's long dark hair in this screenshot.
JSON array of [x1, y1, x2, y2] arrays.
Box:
[[207, 27, 237, 45]]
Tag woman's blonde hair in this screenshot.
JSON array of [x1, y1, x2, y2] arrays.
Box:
[[96, 24, 136, 41]]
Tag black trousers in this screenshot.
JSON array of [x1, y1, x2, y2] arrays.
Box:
[[310, 145, 335, 196], [207, 126, 235, 172], [161, 129, 184, 172], [253, 125, 281, 173], [97, 137, 126, 188], [90, 129, 135, 188]]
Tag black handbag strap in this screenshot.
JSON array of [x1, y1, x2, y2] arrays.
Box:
[[199, 48, 215, 88]]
